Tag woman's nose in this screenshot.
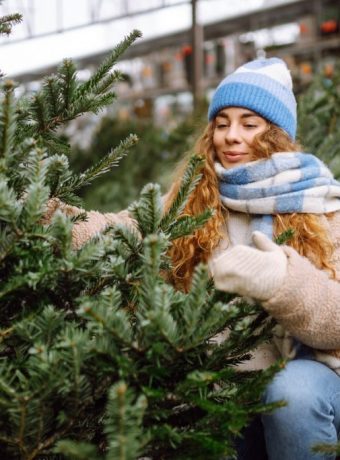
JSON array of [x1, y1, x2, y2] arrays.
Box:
[[224, 124, 241, 143]]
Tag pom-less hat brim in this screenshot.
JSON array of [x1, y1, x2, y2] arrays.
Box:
[[208, 82, 296, 140]]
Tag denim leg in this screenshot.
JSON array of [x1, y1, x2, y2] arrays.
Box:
[[262, 359, 340, 460]]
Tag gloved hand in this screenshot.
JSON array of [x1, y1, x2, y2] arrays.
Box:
[[210, 231, 288, 301]]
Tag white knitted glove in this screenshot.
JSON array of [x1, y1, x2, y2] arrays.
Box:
[[210, 231, 288, 301]]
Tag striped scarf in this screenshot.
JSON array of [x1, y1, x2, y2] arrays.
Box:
[[215, 152, 340, 239]]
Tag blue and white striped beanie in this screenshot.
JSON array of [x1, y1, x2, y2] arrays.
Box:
[[208, 57, 297, 140]]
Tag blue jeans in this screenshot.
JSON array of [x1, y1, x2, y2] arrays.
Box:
[[235, 359, 340, 460]]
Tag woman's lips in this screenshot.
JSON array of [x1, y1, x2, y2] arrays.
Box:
[[222, 151, 247, 162]]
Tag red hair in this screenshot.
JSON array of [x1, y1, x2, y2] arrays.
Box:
[[164, 121, 335, 291]]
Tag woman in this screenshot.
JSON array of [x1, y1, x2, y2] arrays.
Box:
[[47, 57, 340, 459], [167, 57, 340, 460]]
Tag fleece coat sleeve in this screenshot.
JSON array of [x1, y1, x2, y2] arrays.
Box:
[[262, 212, 340, 350], [43, 198, 137, 249]]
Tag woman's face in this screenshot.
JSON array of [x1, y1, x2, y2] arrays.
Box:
[[213, 107, 268, 169]]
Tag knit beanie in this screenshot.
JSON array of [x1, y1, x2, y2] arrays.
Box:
[[208, 57, 297, 139]]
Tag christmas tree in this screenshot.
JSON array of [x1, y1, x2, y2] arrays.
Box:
[[297, 61, 340, 177], [0, 10, 282, 460]]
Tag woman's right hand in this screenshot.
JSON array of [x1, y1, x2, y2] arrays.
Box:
[[43, 198, 137, 249]]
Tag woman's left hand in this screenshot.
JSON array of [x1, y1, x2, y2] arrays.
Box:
[[210, 231, 288, 301]]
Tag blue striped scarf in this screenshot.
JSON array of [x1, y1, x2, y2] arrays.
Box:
[[215, 152, 340, 239]]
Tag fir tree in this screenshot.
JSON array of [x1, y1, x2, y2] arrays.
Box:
[[0, 7, 21, 78], [0, 12, 283, 460], [297, 62, 340, 177]]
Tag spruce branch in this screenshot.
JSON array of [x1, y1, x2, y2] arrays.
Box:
[[76, 29, 142, 97], [0, 177, 21, 223], [312, 442, 340, 456], [58, 59, 78, 113], [0, 13, 22, 36], [78, 91, 117, 115], [54, 440, 100, 460], [27, 411, 83, 460], [180, 264, 211, 339], [160, 155, 205, 231], [0, 80, 17, 160], [128, 183, 163, 236], [31, 93, 49, 132], [94, 70, 124, 95], [15, 41, 137, 141], [78, 287, 134, 346], [43, 131, 71, 156], [55, 134, 138, 197], [44, 153, 72, 196], [19, 149, 50, 228], [104, 382, 147, 460], [275, 228, 294, 245], [166, 208, 213, 240], [112, 224, 142, 258], [42, 75, 61, 119], [141, 234, 166, 282]]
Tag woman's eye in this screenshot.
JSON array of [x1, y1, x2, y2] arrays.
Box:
[[217, 123, 228, 128], [245, 124, 257, 128]]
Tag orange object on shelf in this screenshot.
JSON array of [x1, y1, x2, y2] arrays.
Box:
[[320, 19, 338, 34], [205, 53, 215, 65], [299, 22, 309, 34], [300, 62, 313, 74], [323, 63, 334, 78], [182, 45, 192, 56]]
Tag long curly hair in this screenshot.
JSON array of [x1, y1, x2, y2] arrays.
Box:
[[164, 120, 336, 291]]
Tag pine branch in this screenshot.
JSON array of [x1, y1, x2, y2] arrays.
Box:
[[180, 264, 210, 339], [0, 178, 22, 224], [141, 234, 166, 282], [78, 287, 134, 346], [31, 93, 49, 132], [44, 154, 72, 196], [275, 228, 294, 245], [54, 440, 100, 460], [166, 208, 213, 241], [43, 133, 71, 157], [42, 75, 61, 119], [94, 70, 124, 95], [76, 91, 117, 115], [0, 13, 22, 36], [76, 30, 142, 97], [104, 382, 147, 460], [21, 61, 78, 138], [55, 134, 138, 197], [160, 155, 205, 231], [11, 31, 141, 151], [128, 183, 163, 236], [0, 80, 17, 160], [58, 59, 78, 113], [27, 411, 83, 460], [19, 149, 50, 229], [135, 235, 182, 349], [48, 211, 73, 258], [312, 442, 340, 456], [0, 226, 17, 263], [112, 225, 142, 259]]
